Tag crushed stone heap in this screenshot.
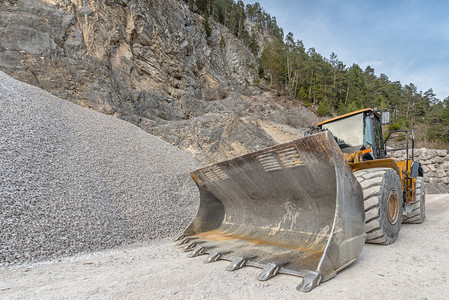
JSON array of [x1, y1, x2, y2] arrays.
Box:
[[0, 71, 202, 266]]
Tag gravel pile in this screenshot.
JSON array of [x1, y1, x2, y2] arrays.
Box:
[[0, 71, 202, 266]]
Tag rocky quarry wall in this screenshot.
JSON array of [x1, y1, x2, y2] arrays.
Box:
[[1, 1, 446, 193], [0, 0, 319, 165], [389, 148, 449, 193]]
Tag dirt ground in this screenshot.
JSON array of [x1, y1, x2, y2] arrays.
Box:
[[1, 194, 448, 299]]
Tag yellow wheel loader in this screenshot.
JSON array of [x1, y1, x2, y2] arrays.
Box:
[[175, 108, 425, 292]]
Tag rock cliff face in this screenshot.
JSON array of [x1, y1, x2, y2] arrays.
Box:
[[1, 0, 254, 112], [0, 0, 319, 164]]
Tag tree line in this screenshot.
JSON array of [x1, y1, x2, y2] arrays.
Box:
[[185, 0, 282, 54], [184, 0, 449, 146]]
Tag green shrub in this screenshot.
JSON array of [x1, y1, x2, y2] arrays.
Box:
[[203, 12, 211, 37], [316, 97, 332, 117], [388, 122, 401, 131]]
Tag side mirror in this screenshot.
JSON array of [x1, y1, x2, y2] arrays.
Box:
[[379, 108, 397, 125], [381, 111, 391, 125]]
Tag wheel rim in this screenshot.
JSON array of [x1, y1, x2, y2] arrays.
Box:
[[388, 189, 400, 224]]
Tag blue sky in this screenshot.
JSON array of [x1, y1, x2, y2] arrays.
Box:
[[242, 0, 449, 100]]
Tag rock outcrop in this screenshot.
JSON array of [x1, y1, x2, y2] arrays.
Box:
[[1, 0, 254, 112], [0, 0, 319, 164]]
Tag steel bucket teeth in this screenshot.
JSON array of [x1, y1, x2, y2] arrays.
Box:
[[178, 131, 366, 292], [189, 246, 213, 257], [173, 234, 191, 242], [204, 251, 230, 263], [226, 256, 256, 271], [257, 262, 286, 281], [296, 271, 322, 292], [184, 241, 205, 252], [177, 237, 197, 246]]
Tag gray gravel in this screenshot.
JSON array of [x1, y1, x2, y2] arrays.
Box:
[[1, 195, 448, 299], [0, 71, 202, 266]]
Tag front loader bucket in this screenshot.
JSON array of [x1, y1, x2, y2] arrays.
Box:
[[176, 131, 365, 292]]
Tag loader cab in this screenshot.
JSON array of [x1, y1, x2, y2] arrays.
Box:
[[317, 108, 385, 160]]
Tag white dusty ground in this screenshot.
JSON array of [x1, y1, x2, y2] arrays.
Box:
[[1, 194, 448, 300]]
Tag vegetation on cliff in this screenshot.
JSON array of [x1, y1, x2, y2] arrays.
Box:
[[186, 0, 449, 147]]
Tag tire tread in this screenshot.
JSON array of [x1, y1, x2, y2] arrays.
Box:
[[354, 168, 403, 245]]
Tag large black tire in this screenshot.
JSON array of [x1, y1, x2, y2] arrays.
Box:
[[353, 168, 403, 244], [403, 177, 426, 224]]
